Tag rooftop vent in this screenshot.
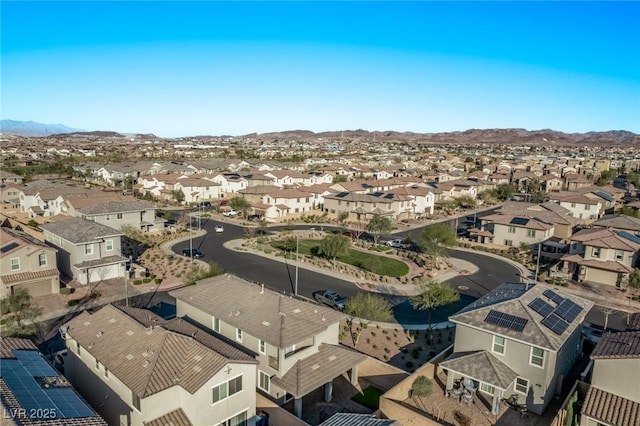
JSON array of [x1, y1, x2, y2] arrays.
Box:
[[293, 308, 301, 314], [143, 360, 150, 367], [126, 354, 134, 360], [328, 355, 337, 362], [83, 321, 91, 327], [126, 330, 134, 336], [262, 321, 271, 327], [311, 364, 320, 370], [96, 331, 103, 337], [109, 318, 117, 323]]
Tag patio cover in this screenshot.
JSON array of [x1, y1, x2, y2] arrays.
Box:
[[439, 350, 518, 390]]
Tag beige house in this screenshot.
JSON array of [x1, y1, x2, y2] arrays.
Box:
[[170, 274, 366, 419], [580, 331, 640, 426], [63, 305, 258, 426], [549, 193, 602, 223], [560, 228, 640, 287], [440, 283, 593, 415], [42, 217, 127, 286], [239, 187, 316, 219], [323, 192, 414, 221], [0, 227, 60, 298], [76, 200, 163, 232], [478, 213, 555, 247]]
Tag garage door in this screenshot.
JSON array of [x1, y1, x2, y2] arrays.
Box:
[[584, 268, 617, 286], [14, 279, 52, 297]]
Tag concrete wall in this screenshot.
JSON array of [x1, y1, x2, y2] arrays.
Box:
[[591, 358, 640, 401]]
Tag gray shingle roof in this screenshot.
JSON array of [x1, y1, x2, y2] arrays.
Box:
[[170, 274, 345, 348], [591, 331, 640, 359], [144, 408, 193, 426], [439, 350, 518, 390], [77, 200, 156, 215], [449, 283, 593, 351], [319, 414, 398, 426], [582, 386, 640, 426], [41, 217, 123, 243]]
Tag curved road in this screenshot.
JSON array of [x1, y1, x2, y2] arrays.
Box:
[[171, 215, 520, 325]]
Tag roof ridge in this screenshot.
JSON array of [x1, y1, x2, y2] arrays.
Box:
[[141, 330, 167, 398]]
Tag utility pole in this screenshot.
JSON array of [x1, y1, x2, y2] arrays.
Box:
[[189, 212, 193, 262], [295, 234, 299, 295]]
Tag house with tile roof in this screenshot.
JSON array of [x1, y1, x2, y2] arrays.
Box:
[[0, 337, 107, 426], [439, 283, 593, 415], [41, 217, 127, 285], [170, 274, 366, 419], [579, 331, 640, 426], [559, 228, 640, 287], [62, 305, 258, 426], [592, 214, 640, 235], [323, 191, 415, 221], [549, 192, 603, 224], [478, 213, 555, 248], [0, 227, 59, 298], [76, 200, 163, 232]]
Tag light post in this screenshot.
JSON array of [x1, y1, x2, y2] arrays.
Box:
[[189, 211, 193, 262], [295, 234, 299, 296], [534, 242, 542, 282]]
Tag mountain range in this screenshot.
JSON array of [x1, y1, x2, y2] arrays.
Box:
[[0, 120, 84, 137]]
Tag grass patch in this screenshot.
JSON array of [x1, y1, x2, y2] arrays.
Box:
[[271, 240, 409, 277], [351, 386, 385, 410]]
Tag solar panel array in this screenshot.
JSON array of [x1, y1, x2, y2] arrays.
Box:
[[543, 289, 565, 305], [1, 242, 19, 253], [528, 298, 555, 317], [484, 310, 528, 332], [2, 350, 96, 419], [554, 299, 583, 323], [541, 313, 569, 335], [510, 217, 530, 226]]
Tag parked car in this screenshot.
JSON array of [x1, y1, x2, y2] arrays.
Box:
[[385, 238, 410, 249], [199, 201, 212, 209], [182, 248, 204, 258], [247, 214, 262, 221], [214, 224, 224, 233], [313, 290, 347, 310], [223, 209, 239, 217], [164, 219, 176, 227]]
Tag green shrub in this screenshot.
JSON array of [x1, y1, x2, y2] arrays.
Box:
[[67, 299, 80, 307], [411, 376, 434, 397], [154, 278, 162, 284], [133, 279, 143, 285], [59, 287, 73, 295], [143, 278, 152, 283]]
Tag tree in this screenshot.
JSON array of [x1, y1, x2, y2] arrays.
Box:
[[229, 197, 251, 216], [411, 281, 460, 343], [184, 262, 225, 286], [337, 211, 349, 230], [172, 189, 185, 204], [366, 214, 393, 245], [419, 223, 457, 262], [318, 234, 350, 265], [455, 195, 476, 209], [411, 376, 434, 397], [257, 218, 269, 235], [344, 293, 393, 345], [496, 183, 517, 201], [277, 236, 298, 253], [0, 288, 42, 337]]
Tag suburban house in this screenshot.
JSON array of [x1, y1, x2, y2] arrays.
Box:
[[559, 228, 640, 287], [19, 182, 92, 218], [323, 192, 415, 221], [440, 283, 593, 415], [170, 274, 366, 419], [76, 200, 163, 232], [95, 163, 146, 187], [0, 227, 60, 298], [549, 193, 602, 223], [62, 304, 258, 426], [41, 217, 127, 285], [591, 214, 640, 236], [477, 213, 555, 248], [496, 201, 579, 240], [0, 337, 106, 425], [0, 181, 22, 210], [539, 175, 563, 193], [580, 330, 640, 426], [0, 169, 24, 184], [173, 176, 222, 204], [238, 187, 316, 219], [210, 173, 249, 197]]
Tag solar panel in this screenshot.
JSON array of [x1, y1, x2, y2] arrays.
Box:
[[510, 217, 530, 226], [543, 289, 564, 305], [484, 310, 528, 332], [553, 299, 583, 323], [541, 313, 569, 335], [0, 242, 19, 253], [528, 298, 555, 317]]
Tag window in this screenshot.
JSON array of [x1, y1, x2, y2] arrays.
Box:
[[615, 250, 624, 261], [117, 213, 123, 220], [105, 214, 111, 221], [571, 202, 576, 208], [504, 240, 513, 247], [236, 328, 243, 342], [38, 253, 47, 267], [259, 339, 266, 355], [285, 344, 296, 356], [212, 316, 220, 333], [515, 377, 529, 394], [530, 347, 545, 367], [492, 335, 506, 355], [480, 382, 495, 395], [508, 226, 516, 234], [585, 204, 591, 211], [95, 359, 100, 370], [105, 239, 113, 251], [104, 367, 109, 378], [85, 244, 93, 255], [219, 410, 248, 426], [10, 258, 20, 271], [592, 247, 601, 258], [259, 370, 270, 392], [212, 375, 243, 403], [132, 392, 140, 411], [527, 229, 536, 238]]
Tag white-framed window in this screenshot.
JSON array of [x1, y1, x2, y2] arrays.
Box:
[[10, 258, 20, 271], [615, 250, 624, 261], [212, 375, 243, 404], [236, 328, 243, 342], [571, 202, 576, 208], [592, 247, 601, 258], [258, 370, 270, 392], [132, 391, 140, 411], [504, 240, 513, 247], [218, 410, 248, 426], [38, 253, 47, 267], [527, 229, 536, 238], [515, 377, 529, 394], [585, 204, 591, 211], [85, 244, 93, 255], [117, 213, 123, 220], [259, 339, 266, 355], [212, 316, 220, 333], [480, 382, 495, 395], [508, 226, 516, 234], [105, 239, 113, 251], [530, 347, 545, 368], [492, 335, 506, 355]]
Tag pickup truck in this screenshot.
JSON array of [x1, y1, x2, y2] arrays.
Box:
[[313, 290, 347, 310], [222, 209, 239, 217], [385, 239, 410, 249]]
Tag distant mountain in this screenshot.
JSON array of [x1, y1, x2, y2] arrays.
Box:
[[0, 120, 84, 137]]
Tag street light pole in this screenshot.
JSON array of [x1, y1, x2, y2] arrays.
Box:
[[295, 234, 299, 296], [534, 242, 542, 282], [189, 212, 193, 262]]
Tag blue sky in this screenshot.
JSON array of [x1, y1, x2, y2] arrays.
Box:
[[2, 1, 639, 137]]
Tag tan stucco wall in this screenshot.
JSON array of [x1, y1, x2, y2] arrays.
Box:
[[592, 358, 640, 401]]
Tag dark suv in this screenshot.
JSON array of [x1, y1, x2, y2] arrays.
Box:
[[182, 248, 204, 258]]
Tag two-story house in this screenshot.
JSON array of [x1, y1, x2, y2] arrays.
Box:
[[170, 274, 366, 419], [1, 337, 106, 425], [62, 304, 258, 426], [76, 200, 163, 232], [592, 214, 640, 236], [323, 192, 413, 221], [580, 330, 640, 426], [174, 176, 222, 204], [0, 227, 60, 298], [41, 217, 127, 285], [440, 283, 593, 415], [478, 214, 555, 248], [560, 228, 640, 287]]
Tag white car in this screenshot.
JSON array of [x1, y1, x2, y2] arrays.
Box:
[[214, 225, 224, 233], [385, 239, 410, 249], [222, 209, 239, 217]]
